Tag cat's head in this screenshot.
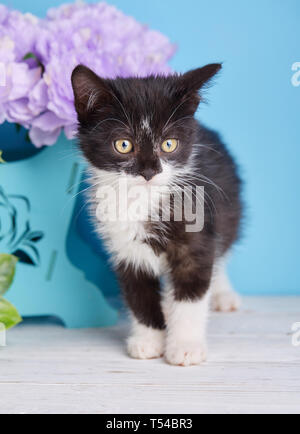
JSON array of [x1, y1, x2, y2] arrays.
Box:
[[72, 64, 221, 185]]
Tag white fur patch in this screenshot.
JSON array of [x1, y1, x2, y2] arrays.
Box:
[[127, 319, 165, 360], [210, 260, 241, 312], [163, 288, 210, 367], [141, 117, 152, 135], [88, 164, 174, 275]]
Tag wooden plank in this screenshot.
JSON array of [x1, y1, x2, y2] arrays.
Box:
[[0, 297, 299, 414], [0, 383, 299, 414]]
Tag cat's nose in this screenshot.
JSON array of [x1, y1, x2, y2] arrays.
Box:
[[140, 168, 157, 182]]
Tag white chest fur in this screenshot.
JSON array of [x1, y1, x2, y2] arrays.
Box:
[[98, 219, 164, 276], [89, 168, 171, 276]]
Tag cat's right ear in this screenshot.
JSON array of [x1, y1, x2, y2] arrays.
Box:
[[71, 65, 111, 123]]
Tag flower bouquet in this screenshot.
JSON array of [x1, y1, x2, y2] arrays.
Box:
[[0, 1, 175, 148]]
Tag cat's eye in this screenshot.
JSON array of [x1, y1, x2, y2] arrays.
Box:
[[161, 139, 179, 153], [114, 139, 133, 154]]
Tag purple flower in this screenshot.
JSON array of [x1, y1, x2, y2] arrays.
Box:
[[0, 104, 5, 124], [0, 2, 176, 147], [0, 6, 42, 125], [29, 112, 65, 147]]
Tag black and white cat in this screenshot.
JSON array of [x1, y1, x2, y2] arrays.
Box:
[[71, 64, 243, 367]]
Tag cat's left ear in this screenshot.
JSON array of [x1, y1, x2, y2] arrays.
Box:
[[180, 64, 222, 93], [177, 64, 222, 112]]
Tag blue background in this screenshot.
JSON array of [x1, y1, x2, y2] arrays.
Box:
[[2, 0, 299, 295]]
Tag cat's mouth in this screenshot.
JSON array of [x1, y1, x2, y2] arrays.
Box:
[[137, 163, 174, 187], [131, 177, 160, 188], [120, 162, 174, 188], [134, 174, 169, 188]]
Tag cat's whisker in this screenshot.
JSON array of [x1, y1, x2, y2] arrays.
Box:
[[193, 143, 224, 157], [71, 181, 104, 201], [109, 91, 134, 133], [162, 96, 194, 133], [60, 180, 104, 217], [191, 174, 229, 201], [91, 117, 129, 132], [73, 200, 92, 225], [175, 170, 229, 202], [163, 115, 195, 132], [58, 149, 82, 161], [169, 179, 216, 218]]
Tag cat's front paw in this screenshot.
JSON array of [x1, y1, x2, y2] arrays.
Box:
[[127, 332, 165, 360], [211, 290, 241, 312], [165, 341, 207, 367]]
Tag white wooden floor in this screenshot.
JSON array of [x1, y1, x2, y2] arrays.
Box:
[[0, 297, 299, 414]]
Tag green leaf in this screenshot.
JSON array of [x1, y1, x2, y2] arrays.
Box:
[[15, 123, 22, 133], [0, 151, 5, 163], [23, 52, 37, 61], [0, 254, 18, 296], [23, 52, 45, 74], [25, 131, 32, 143], [0, 297, 22, 329]]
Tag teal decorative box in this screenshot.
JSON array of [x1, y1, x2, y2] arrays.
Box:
[[0, 123, 119, 328]]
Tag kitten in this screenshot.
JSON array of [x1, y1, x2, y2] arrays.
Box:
[[71, 64, 242, 367]]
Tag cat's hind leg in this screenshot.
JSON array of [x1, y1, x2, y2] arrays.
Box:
[[210, 260, 241, 312]]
